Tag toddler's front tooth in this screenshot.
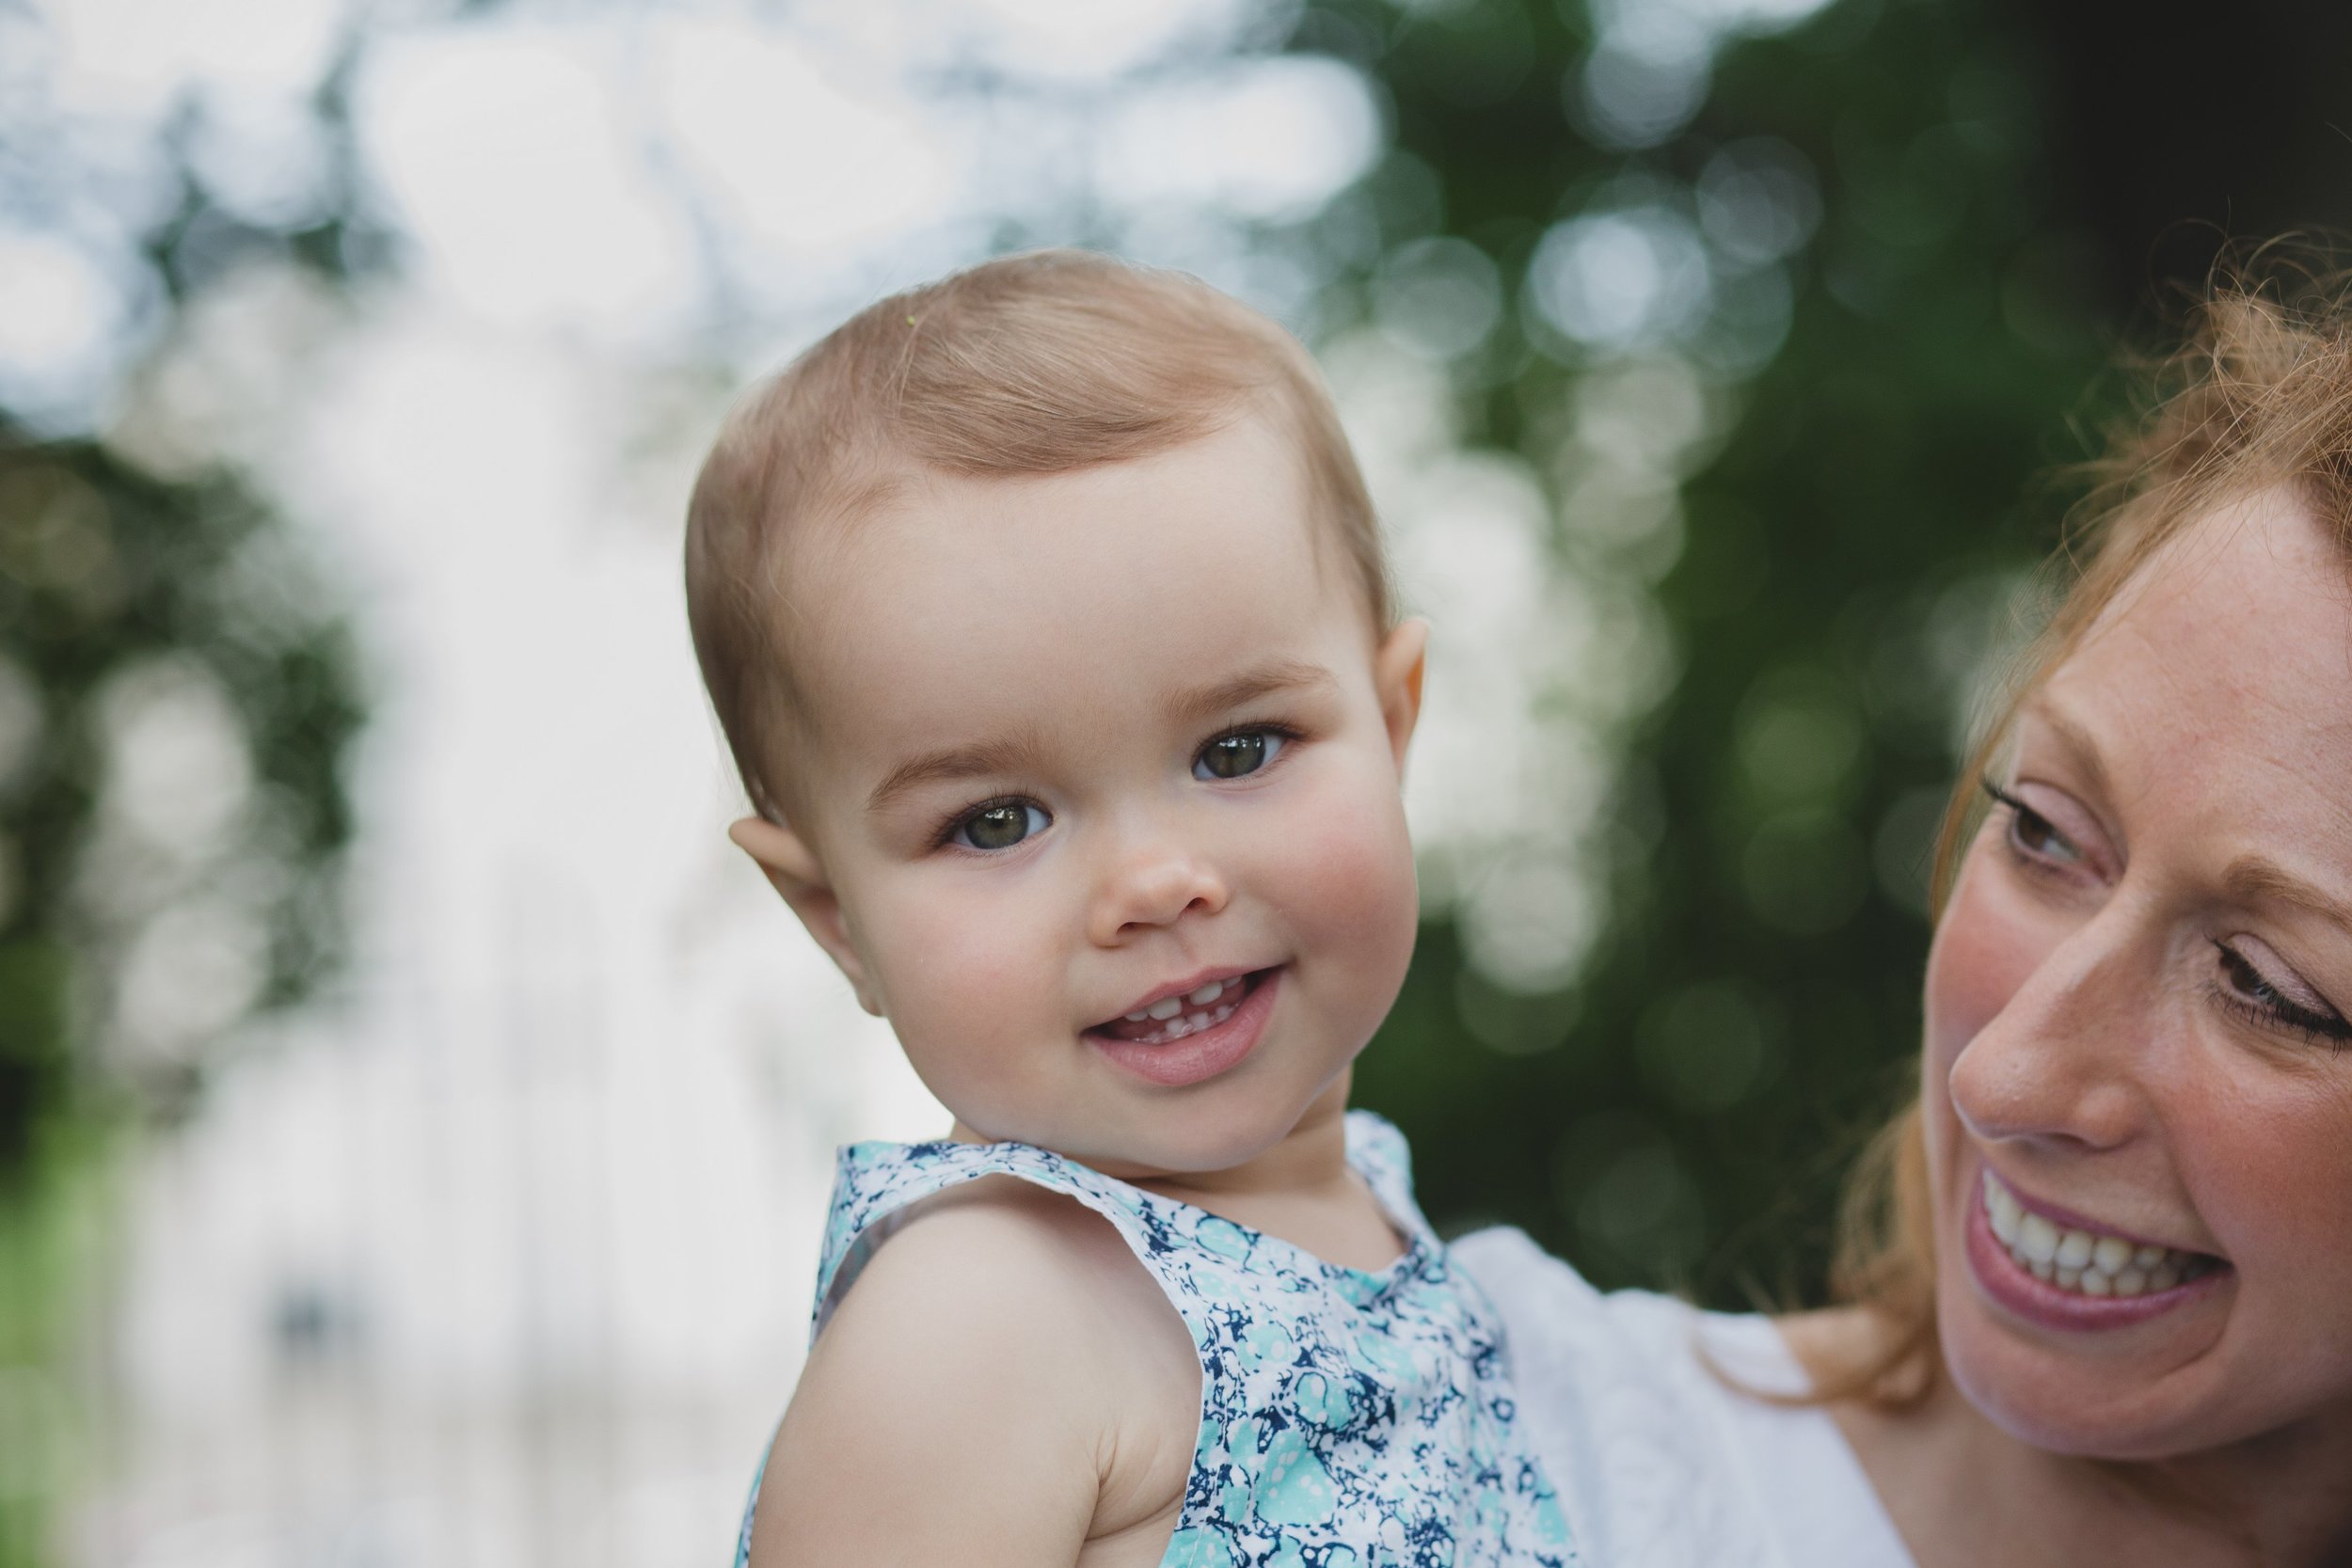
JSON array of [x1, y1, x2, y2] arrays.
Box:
[[1187, 980, 1226, 1006], [1148, 996, 1184, 1021], [1124, 1009, 1151, 1022], [1185, 1011, 1210, 1032]]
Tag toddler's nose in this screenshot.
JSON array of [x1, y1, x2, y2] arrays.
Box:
[[1088, 843, 1229, 944]]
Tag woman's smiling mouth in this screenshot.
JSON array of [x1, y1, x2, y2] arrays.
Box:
[[1968, 1164, 2231, 1330]]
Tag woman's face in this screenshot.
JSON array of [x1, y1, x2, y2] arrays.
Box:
[[1924, 487, 2352, 1460]]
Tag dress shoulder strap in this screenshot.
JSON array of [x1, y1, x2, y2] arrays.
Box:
[[810, 1135, 1164, 1341], [1341, 1108, 1436, 1246]]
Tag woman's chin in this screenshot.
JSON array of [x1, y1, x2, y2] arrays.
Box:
[[1935, 1258, 2242, 1461]]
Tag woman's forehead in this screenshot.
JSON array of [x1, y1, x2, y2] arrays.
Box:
[[2041, 487, 2352, 810]]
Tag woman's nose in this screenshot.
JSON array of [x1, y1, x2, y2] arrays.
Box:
[[1947, 915, 2153, 1154], [1086, 834, 1230, 945]]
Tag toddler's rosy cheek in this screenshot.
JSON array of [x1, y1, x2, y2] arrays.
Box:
[[1276, 792, 1418, 944]]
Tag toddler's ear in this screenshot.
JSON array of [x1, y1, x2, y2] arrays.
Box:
[[1375, 617, 1429, 772], [728, 816, 883, 1016]]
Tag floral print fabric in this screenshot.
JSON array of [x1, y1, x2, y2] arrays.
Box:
[[736, 1111, 1576, 1568]]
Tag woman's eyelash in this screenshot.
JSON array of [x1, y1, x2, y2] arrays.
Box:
[[1978, 776, 2081, 872], [1979, 781, 2351, 1051], [2208, 942, 2352, 1049], [1979, 775, 2031, 819]]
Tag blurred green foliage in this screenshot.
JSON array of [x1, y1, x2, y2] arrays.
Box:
[[0, 1119, 109, 1568], [0, 426, 363, 1174], [0, 105, 369, 1563], [1320, 0, 2119, 1305], [0, 424, 362, 1563]]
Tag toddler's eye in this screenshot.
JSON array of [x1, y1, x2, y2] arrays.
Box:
[[1195, 730, 1285, 781], [952, 800, 1049, 851]]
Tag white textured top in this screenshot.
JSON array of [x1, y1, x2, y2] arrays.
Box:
[[1454, 1227, 1916, 1568]]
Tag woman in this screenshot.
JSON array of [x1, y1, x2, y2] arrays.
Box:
[[1458, 275, 2352, 1566]]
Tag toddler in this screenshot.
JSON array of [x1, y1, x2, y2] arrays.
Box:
[[685, 250, 1573, 1568]]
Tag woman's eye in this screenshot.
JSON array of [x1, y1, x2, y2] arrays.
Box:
[[2213, 940, 2352, 1044], [2008, 804, 2083, 863], [1195, 729, 1285, 781], [951, 800, 1049, 851], [1981, 778, 2088, 868]]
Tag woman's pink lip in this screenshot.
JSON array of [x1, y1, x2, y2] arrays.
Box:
[[1964, 1175, 2231, 1333], [1086, 968, 1279, 1087]]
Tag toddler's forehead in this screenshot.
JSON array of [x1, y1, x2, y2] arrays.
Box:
[[798, 423, 1354, 621], [773, 426, 1371, 739]]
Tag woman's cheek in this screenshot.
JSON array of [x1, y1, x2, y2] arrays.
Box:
[[1925, 840, 2045, 1082]]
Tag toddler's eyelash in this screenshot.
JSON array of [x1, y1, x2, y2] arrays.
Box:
[[930, 794, 1038, 850], [928, 724, 1307, 847], [1205, 721, 1304, 750]]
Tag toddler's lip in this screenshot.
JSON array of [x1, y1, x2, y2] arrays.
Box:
[[1092, 964, 1269, 1032], [1087, 970, 1280, 1086]]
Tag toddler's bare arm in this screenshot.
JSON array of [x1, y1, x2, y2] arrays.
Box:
[[748, 1180, 1196, 1567]]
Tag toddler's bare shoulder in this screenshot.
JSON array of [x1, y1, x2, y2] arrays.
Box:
[[756, 1175, 1197, 1562], [815, 1174, 1195, 1398]]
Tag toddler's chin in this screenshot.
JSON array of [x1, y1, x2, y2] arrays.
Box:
[[1082, 1107, 1305, 1181]]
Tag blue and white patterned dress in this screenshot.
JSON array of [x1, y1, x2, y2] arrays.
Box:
[[734, 1110, 1576, 1568]]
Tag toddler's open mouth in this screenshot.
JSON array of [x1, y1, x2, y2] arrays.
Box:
[[1089, 969, 1271, 1047]]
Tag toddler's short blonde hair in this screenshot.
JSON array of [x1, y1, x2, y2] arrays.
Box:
[[684, 248, 1387, 823]]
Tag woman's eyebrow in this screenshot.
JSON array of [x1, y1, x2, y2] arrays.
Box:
[[2223, 856, 2352, 938]]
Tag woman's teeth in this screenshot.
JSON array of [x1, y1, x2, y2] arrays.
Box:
[[1113, 976, 1246, 1043], [1982, 1170, 2216, 1297]]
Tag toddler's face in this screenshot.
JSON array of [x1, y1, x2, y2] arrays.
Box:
[[740, 412, 1424, 1177]]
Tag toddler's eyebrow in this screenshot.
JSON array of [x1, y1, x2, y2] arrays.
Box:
[[866, 734, 1048, 816], [1169, 659, 1337, 729]]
